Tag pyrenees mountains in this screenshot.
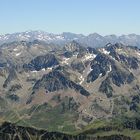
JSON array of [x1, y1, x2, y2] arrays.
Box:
[[1, 31, 140, 47]]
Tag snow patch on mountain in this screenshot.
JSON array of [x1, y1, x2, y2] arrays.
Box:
[[15, 52, 21, 56], [102, 48, 110, 55], [83, 53, 97, 61], [41, 68, 46, 71], [99, 73, 103, 77], [87, 67, 93, 75], [107, 65, 112, 73], [79, 75, 84, 85], [13, 48, 18, 51]]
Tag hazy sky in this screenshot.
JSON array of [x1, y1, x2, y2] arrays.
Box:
[[0, 0, 140, 35]]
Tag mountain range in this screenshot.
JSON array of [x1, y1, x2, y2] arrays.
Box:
[[1, 31, 140, 48], [0, 35, 140, 139]]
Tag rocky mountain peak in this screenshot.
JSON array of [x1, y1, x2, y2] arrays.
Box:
[[32, 70, 90, 97]]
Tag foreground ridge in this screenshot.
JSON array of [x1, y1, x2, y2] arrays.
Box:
[[0, 122, 132, 140]]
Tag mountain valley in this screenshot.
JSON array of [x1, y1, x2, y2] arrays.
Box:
[[0, 38, 140, 139]]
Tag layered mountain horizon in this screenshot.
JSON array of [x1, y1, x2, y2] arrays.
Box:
[[1, 30, 140, 48]]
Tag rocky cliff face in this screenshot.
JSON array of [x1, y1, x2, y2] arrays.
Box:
[[23, 54, 59, 71], [32, 70, 90, 96], [3, 68, 18, 88]]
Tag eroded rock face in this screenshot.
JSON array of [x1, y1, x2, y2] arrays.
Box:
[[23, 54, 59, 71], [99, 68, 134, 97], [87, 53, 115, 83], [71, 60, 85, 73], [64, 40, 86, 53], [86, 50, 135, 98], [3, 68, 18, 88], [63, 51, 73, 58], [33, 70, 90, 97], [109, 70, 134, 87], [119, 55, 139, 69], [99, 78, 113, 98]]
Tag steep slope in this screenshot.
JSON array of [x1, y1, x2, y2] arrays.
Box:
[[23, 54, 59, 71], [32, 70, 90, 96]]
